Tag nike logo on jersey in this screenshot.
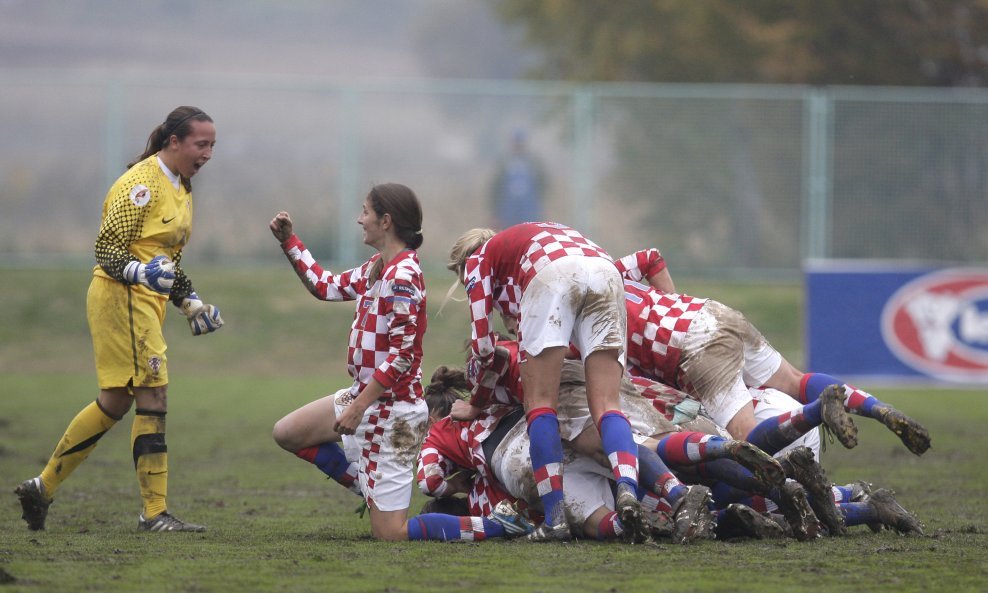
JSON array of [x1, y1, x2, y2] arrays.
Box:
[[162, 216, 176, 224]]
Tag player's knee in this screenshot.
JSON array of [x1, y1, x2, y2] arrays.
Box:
[[271, 418, 299, 451]]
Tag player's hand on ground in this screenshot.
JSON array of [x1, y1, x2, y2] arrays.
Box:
[[450, 399, 482, 422], [269, 211, 294, 242], [123, 255, 175, 294], [180, 293, 224, 336]]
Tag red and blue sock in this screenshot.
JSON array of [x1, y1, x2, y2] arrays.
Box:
[[595, 511, 625, 540], [658, 431, 733, 464], [638, 444, 687, 507], [599, 410, 639, 492], [801, 373, 882, 417], [743, 402, 821, 456], [296, 443, 360, 495], [407, 514, 506, 541], [527, 407, 566, 526]]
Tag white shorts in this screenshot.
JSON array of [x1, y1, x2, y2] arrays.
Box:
[[519, 257, 626, 364], [334, 389, 429, 512], [677, 300, 782, 427], [750, 387, 821, 459], [489, 419, 614, 528]]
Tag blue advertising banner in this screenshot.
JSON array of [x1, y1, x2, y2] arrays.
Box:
[[806, 262, 988, 385]]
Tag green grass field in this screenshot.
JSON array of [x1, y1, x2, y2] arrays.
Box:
[[1, 266, 986, 593]]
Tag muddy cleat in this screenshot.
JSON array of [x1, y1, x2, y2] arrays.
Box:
[[777, 481, 820, 541], [780, 447, 846, 536], [488, 500, 535, 537], [15, 477, 52, 531], [868, 488, 925, 536], [875, 407, 931, 456], [820, 384, 858, 449], [615, 482, 649, 544], [670, 485, 715, 544], [138, 511, 206, 532], [716, 503, 785, 540], [525, 520, 572, 542], [845, 480, 872, 503], [723, 439, 786, 491], [645, 510, 674, 539]]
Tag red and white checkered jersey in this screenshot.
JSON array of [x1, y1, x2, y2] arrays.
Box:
[[622, 279, 707, 389], [463, 223, 612, 365], [466, 339, 525, 409], [630, 375, 690, 422], [281, 235, 426, 403], [614, 248, 667, 283], [416, 408, 517, 516]]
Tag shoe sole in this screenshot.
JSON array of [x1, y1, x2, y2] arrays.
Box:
[[14, 480, 50, 531], [778, 482, 820, 542], [616, 490, 649, 544], [727, 504, 785, 540], [880, 409, 931, 456], [821, 385, 858, 449], [672, 486, 713, 544], [786, 447, 846, 536], [727, 440, 786, 491]]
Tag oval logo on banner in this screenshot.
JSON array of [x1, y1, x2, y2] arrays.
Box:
[[881, 269, 988, 383]]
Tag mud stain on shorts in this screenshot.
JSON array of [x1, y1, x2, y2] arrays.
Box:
[[391, 418, 428, 467]]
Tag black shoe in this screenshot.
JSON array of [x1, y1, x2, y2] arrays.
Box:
[[820, 384, 858, 449], [777, 481, 820, 541], [15, 477, 52, 531], [876, 407, 931, 456], [781, 447, 846, 536], [868, 488, 925, 536], [670, 485, 715, 544], [716, 503, 785, 540]]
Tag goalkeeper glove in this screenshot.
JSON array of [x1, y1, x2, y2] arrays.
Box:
[[122, 255, 175, 294], [180, 292, 225, 336]]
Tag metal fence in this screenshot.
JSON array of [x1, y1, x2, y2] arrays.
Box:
[[2, 71, 986, 276]]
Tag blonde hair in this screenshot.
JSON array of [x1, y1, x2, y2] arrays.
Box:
[[439, 227, 497, 317], [447, 228, 496, 279]]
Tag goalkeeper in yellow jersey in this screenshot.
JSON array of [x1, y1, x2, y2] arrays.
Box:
[[15, 106, 223, 532]]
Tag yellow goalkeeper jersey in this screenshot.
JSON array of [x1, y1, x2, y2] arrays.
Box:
[[92, 155, 195, 301]]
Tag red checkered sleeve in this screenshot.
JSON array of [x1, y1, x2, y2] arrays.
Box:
[[417, 418, 472, 498], [465, 344, 514, 409], [371, 260, 426, 390], [280, 234, 365, 301], [614, 249, 666, 284], [463, 254, 497, 367]]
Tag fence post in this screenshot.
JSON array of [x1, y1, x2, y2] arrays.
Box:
[[802, 87, 833, 260]]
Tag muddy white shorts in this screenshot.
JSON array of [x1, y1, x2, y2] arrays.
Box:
[[335, 389, 429, 512], [677, 300, 781, 428], [489, 420, 614, 529], [518, 256, 626, 363]]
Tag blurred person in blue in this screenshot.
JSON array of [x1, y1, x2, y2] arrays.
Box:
[[490, 128, 547, 229], [15, 106, 223, 533]]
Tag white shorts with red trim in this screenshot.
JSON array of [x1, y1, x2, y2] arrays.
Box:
[[335, 389, 429, 512], [750, 387, 821, 459]]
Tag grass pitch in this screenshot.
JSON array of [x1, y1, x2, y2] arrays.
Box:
[[1, 266, 986, 593]]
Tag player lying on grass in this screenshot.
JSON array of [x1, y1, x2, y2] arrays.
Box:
[[456, 338, 863, 538], [613, 248, 931, 458], [421, 357, 853, 543]]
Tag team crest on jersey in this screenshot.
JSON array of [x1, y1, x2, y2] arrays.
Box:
[[130, 185, 151, 207], [148, 355, 163, 376], [881, 268, 988, 383]]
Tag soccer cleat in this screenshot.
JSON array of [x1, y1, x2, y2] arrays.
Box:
[[777, 481, 820, 541], [723, 439, 786, 491], [716, 503, 785, 540], [820, 384, 858, 449], [875, 407, 931, 456], [525, 521, 572, 542], [488, 500, 535, 537], [670, 484, 715, 544], [867, 488, 925, 536], [15, 477, 52, 531], [845, 480, 873, 503], [615, 482, 649, 544], [645, 510, 674, 539], [780, 446, 846, 536], [138, 511, 206, 532]]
